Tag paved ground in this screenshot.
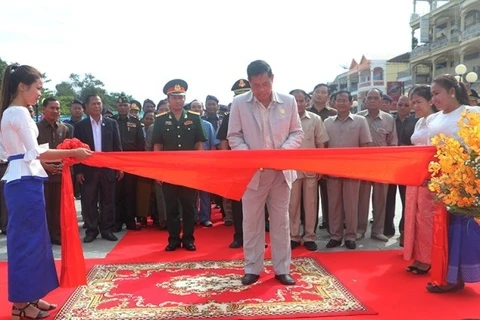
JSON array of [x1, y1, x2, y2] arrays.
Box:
[[0, 193, 404, 261]]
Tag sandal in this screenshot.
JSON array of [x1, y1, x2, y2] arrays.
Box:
[[412, 266, 431, 275], [12, 303, 49, 319], [426, 281, 465, 293], [405, 265, 418, 272], [30, 299, 57, 311]]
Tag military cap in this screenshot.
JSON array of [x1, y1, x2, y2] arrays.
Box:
[[117, 94, 130, 104], [130, 100, 141, 111], [71, 98, 84, 107], [205, 95, 219, 104], [219, 104, 228, 112], [103, 108, 114, 116], [382, 94, 393, 102], [231, 79, 251, 96], [143, 98, 155, 106], [163, 79, 188, 95]]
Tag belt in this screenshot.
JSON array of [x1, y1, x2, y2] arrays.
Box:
[[7, 154, 24, 161]]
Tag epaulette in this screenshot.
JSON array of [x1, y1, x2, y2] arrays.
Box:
[[188, 110, 201, 116], [155, 112, 168, 118]]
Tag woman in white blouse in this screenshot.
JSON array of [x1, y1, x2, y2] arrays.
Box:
[[403, 85, 437, 275], [0, 64, 91, 319], [426, 74, 480, 293]]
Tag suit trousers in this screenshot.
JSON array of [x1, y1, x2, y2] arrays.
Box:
[[115, 172, 137, 227], [327, 178, 360, 241], [232, 199, 243, 242], [242, 170, 291, 275], [162, 183, 196, 245], [198, 190, 211, 223], [223, 198, 233, 222], [136, 177, 153, 218], [319, 178, 329, 226], [358, 181, 388, 235], [289, 177, 318, 242], [385, 184, 406, 236], [44, 181, 61, 242], [81, 170, 116, 236], [154, 182, 167, 223]]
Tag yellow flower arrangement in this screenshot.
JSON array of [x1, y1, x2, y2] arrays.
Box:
[[428, 110, 480, 219]]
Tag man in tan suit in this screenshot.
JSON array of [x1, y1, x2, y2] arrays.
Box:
[[228, 60, 303, 286], [356, 88, 398, 242], [288, 89, 328, 251], [324, 90, 372, 249]]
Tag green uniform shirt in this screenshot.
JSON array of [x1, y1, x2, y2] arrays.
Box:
[[152, 110, 206, 151]]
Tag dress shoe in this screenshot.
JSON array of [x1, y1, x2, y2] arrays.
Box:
[[290, 240, 301, 249], [241, 274, 260, 285], [83, 234, 97, 243], [275, 274, 296, 285], [138, 217, 147, 227], [229, 240, 243, 248], [200, 221, 213, 227], [126, 225, 141, 231], [101, 232, 118, 241], [0, 229, 6, 235], [183, 243, 197, 251], [303, 241, 317, 251], [326, 239, 342, 248], [51, 239, 61, 246], [224, 220, 233, 226], [165, 243, 181, 251], [344, 240, 356, 249], [371, 233, 389, 242]]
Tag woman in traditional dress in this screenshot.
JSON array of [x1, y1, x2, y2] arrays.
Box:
[[403, 85, 437, 274], [0, 64, 92, 319], [426, 74, 480, 293]]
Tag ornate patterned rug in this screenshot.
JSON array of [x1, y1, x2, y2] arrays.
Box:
[[54, 257, 374, 319]]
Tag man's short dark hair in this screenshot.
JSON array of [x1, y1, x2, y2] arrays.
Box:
[[42, 97, 58, 107], [313, 83, 329, 94], [247, 60, 273, 79], [335, 90, 352, 102]]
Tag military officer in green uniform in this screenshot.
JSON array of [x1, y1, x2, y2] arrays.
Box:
[[112, 94, 145, 232], [152, 79, 206, 252]]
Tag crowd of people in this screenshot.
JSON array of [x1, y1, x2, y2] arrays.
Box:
[[1, 59, 480, 318]]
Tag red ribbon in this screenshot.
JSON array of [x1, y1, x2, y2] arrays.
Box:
[[58, 143, 437, 287]]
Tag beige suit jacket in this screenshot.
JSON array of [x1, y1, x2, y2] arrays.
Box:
[[227, 91, 304, 190]]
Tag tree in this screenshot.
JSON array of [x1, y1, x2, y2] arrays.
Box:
[[0, 57, 8, 87], [55, 81, 76, 97]]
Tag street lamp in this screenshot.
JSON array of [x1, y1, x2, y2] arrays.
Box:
[[455, 64, 467, 79], [466, 72, 478, 83]]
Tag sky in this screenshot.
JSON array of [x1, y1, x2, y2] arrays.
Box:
[[0, 0, 431, 107]]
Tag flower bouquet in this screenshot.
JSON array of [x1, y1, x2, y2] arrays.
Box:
[[428, 111, 480, 219]]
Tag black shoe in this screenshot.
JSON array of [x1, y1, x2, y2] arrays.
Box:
[[126, 224, 141, 231], [83, 234, 97, 243], [157, 222, 167, 230], [82, 223, 87, 229], [241, 274, 260, 285], [1, 229, 6, 235], [138, 217, 147, 227], [275, 274, 296, 285], [344, 240, 356, 249], [224, 220, 233, 226], [326, 239, 342, 248], [290, 240, 301, 249], [303, 241, 317, 251], [101, 232, 118, 241], [165, 243, 181, 251], [51, 239, 62, 246], [229, 240, 243, 248], [183, 243, 196, 251], [112, 224, 123, 233], [265, 221, 270, 232]]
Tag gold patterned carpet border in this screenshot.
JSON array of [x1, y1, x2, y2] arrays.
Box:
[[54, 257, 374, 319]]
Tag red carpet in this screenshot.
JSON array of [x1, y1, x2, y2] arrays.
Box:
[[1, 211, 480, 319], [54, 257, 373, 319]]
